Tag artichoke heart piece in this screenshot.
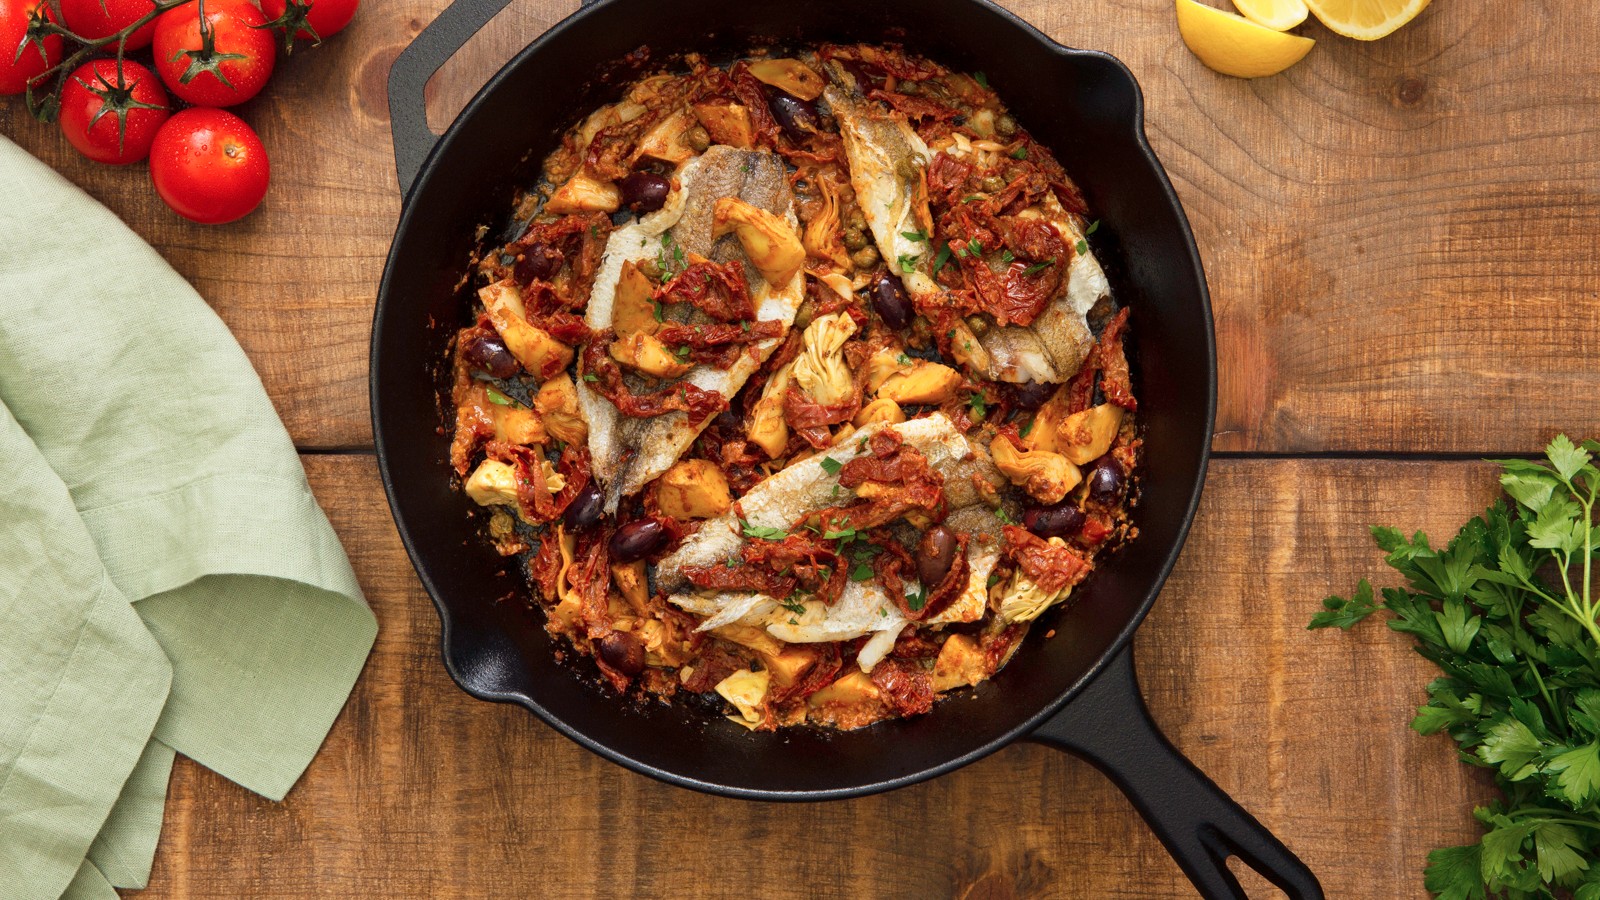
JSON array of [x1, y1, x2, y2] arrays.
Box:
[[791, 312, 858, 407], [712, 197, 806, 289], [491, 402, 546, 446], [612, 260, 661, 338], [464, 459, 520, 510], [990, 437, 1081, 505], [692, 100, 756, 149], [535, 375, 588, 446], [932, 633, 988, 692], [1057, 403, 1125, 466], [997, 545, 1079, 623], [854, 397, 905, 427], [747, 361, 793, 459], [877, 360, 963, 405], [546, 170, 622, 214], [715, 669, 770, 729], [654, 458, 733, 519], [609, 331, 693, 379], [746, 58, 825, 101], [479, 281, 575, 381]]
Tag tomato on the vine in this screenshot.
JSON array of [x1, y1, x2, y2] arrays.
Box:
[[0, 0, 61, 95], [259, 0, 357, 47], [58, 0, 159, 50], [58, 59, 170, 165], [149, 107, 269, 224], [153, 0, 275, 107]]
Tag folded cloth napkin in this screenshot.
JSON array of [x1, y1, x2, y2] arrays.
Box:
[[0, 135, 378, 899]]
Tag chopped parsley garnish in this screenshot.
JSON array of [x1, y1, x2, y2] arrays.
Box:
[[1022, 258, 1057, 276], [986, 573, 1000, 588], [897, 253, 919, 274], [897, 353, 913, 366], [780, 598, 806, 616], [823, 526, 859, 542], [485, 385, 517, 407], [1019, 419, 1034, 438], [1000, 249, 1015, 265], [740, 520, 789, 541], [1010, 145, 1028, 160], [1076, 239, 1089, 256], [741, 320, 751, 332], [901, 229, 928, 242], [973, 70, 989, 89], [966, 238, 983, 256], [653, 300, 665, 323], [589, 223, 600, 238], [1086, 219, 1101, 236], [968, 393, 988, 417], [674, 345, 692, 360], [906, 584, 928, 612], [820, 456, 843, 475], [850, 562, 874, 582], [995, 507, 1015, 525], [961, 194, 984, 204], [582, 373, 599, 382], [933, 244, 953, 274]]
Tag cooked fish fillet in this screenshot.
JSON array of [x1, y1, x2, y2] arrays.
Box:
[[658, 414, 1006, 668], [824, 66, 1110, 383], [578, 146, 804, 512]]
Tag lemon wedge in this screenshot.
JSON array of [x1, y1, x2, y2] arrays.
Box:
[[1176, 0, 1315, 78], [1231, 0, 1308, 30], [1304, 0, 1431, 39]]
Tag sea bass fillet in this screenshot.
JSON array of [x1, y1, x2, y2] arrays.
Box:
[[656, 414, 1006, 671], [578, 146, 804, 512], [824, 66, 1110, 383]]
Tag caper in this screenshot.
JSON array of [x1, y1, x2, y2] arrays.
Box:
[[851, 246, 880, 269], [846, 209, 867, 232], [964, 315, 989, 337], [996, 113, 1017, 137], [685, 125, 711, 153], [900, 81, 920, 95], [981, 175, 1006, 192], [842, 228, 868, 251]]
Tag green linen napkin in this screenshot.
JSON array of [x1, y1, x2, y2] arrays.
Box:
[[0, 135, 378, 898]]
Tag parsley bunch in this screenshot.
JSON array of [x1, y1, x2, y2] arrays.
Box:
[[1311, 436, 1600, 899]]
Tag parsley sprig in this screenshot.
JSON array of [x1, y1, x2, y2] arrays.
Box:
[[1311, 436, 1600, 898]]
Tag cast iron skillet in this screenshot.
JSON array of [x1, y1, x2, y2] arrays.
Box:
[[373, 1, 1322, 896]]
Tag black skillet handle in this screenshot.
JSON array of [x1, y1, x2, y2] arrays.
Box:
[[387, 0, 606, 199], [1027, 645, 1323, 899]]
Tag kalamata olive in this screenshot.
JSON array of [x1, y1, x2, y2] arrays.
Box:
[[713, 408, 743, 432], [851, 246, 880, 270], [916, 525, 958, 588], [610, 518, 667, 563], [598, 631, 646, 676], [514, 242, 562, 283], [1087, 455, 1126, 503], [1005, 380, 1056, 410], [767, 91, 821, 142], [461, 332, 519, 379], [1023, 501, 1085, 539], [618, 171, 671, 214], [870, 269, 912, 331], [563, 480, 605, 531]]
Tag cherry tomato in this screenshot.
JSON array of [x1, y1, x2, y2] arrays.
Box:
[[0, 0, 61, 95], [58, 0, 159, 50], [58, 59, 170, 165], [149, 107, 269, 224], [259, 0, 357, 44], [153, 0, 275, 107]]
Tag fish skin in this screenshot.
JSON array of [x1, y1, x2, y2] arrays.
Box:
[[578, 146, 804, 512], [657, 414, 1005, 646], [824, 65, 1111, 383]]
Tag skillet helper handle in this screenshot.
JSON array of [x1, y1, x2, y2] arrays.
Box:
[[387, 0, 605, 198], [1027, 646, 1323, 900]]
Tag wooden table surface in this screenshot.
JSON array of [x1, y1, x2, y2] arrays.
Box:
[[6, 0, 1598, 896]]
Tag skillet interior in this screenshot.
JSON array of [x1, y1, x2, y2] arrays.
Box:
[[372, 0, 1214, 798]]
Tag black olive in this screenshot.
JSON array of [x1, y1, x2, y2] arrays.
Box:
[[1023, 501, 1085, 539], [767, 91, 821, 142], [598, 631, 646, 676], [1086, 455, 1125, 503], [618, 171, 671, 214], [461, 332, 519, 379], [563, 481, 604, 531], [514, 242, 562, 283], [610, 518, 668, 563], [870, 268, 912, 332], [1005, 380, 1056, 410], [713, 408, 743, 433], [916, 525, 958, 588]]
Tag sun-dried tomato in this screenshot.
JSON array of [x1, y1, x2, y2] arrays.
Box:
[[741, 532, 847, 606], [866, 88, 960, 123], [730, 62, 783, 148], [768, 643, 842, 704], [681, 562, 797, 596], [1098, 307, 1136, 411], [807, 431, 949, 532], [654, 260, 756, 322], [1001, 525, 1091, 594], [869, 657, 936, 716], [782, 386, 858, 449], [527, 531, 563, 602], [656, 319, 784, 369], [580, 330, 728, 426]]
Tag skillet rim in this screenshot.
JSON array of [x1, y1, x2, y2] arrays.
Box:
[[371, 0, 1218, 800]]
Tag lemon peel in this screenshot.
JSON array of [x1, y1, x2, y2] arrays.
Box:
[[1176, 0, 1315, 79], [1231, 0, 1308, 31], [1305, 0, 1431, 40]]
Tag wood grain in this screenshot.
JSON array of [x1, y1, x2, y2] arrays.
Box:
[[130, 454, 1498, 898], [5, 0, 1598, 452]]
